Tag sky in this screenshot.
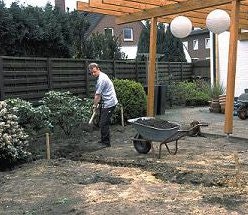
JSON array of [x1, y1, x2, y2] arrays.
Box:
[[2, 0, 88, 11]]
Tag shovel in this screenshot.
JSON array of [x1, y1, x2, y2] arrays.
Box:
[[89, 109, 97, 124], [88, 104, 99, 125]]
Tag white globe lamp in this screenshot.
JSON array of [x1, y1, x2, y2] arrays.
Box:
[[170, 16, 192, 38], [206, 9, 230, 34]]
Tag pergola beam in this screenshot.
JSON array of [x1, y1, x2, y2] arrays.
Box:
[[77, 2, 126, 16], [116, 0, 233, 24], [77, 1, 248, 29], [90, 0, 140, 13], [239, 31, 248, 40]]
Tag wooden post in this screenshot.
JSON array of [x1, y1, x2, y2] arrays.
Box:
[[224, 0, 240, 135], [46, 133, 51, 160], [135, 58, 139, 82], [113, 60, 116, 78], [180, 62, 183, 81], [47, 58, 53, 91], [85, 60, 89, 97], [147, 17, 157, 117], [215, 34, 220, 83], [0, 57, 4, 100]]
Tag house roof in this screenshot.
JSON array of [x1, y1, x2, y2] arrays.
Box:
[[189, 29, 210, 36], [82, 12, 104, 36]]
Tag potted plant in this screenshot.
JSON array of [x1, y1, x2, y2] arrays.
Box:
[[209, 82, 226, 113]]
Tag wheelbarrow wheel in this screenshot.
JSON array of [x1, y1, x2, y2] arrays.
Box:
[[237, 105, 247, 120], [133, 134, 151, 154]]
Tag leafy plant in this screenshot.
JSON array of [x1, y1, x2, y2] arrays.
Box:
[[113, 79, 147, 122], [40, 91, 92, 136], [0, 101, 30, 170], [5, 98, 51, 135], [169, 80, 211, 106], [209, 82, 226, 99]]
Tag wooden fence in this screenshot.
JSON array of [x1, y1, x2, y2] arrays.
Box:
[[0, 56, 194, 102]]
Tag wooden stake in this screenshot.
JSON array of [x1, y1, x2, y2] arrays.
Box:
[[120, 105, 124, 127], [46, 133, 50, 160]]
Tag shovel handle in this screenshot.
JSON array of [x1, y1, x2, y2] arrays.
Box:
[[89, 111, 96, 124]]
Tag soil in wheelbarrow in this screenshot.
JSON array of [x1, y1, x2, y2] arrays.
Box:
[[136, 118, 178, 129], [1, 124, 248, 214]]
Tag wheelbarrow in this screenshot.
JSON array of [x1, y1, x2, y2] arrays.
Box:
[[128, 117, 208, 158], [236, 92, 248, 120]]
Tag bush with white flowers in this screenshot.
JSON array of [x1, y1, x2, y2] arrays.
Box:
[[6, 98, 52, 135], [0, 101, 30, 170]]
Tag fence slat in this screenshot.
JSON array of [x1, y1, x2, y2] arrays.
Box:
[[0, 56, 201, 103], [0, 57, 4, 100]]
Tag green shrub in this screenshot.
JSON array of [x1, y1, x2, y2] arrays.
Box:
[[113, 79, 147, 122], [209, 82, 226, 99], [169, 80, 211, 106], [5, 98, 51, 135], [40, 91, 92, 136], [0, 101, 30, 170]]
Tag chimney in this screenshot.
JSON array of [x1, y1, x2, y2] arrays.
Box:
[[55, 0, 65, 12]]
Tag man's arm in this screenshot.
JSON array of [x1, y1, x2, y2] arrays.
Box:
[[93, 93, 101, 107]]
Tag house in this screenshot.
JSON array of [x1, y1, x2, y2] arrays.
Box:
[[217, 32, 248, 97], [84, 14, 144, 59], [55, 0, 144, 59], [181, 29, 210, 61], [55, 0, 65, 12]]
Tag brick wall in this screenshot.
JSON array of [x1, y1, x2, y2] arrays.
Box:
[[55, 0, 65, 12]]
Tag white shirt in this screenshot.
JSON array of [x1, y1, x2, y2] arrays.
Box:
[[95, 72, 118, 108]]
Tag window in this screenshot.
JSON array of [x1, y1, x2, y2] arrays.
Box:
[[183, 41, 188, 50], [193, 39, 198, 50], [104, 28, 114, 37], [123, 28, 133, 41], [205, 38, 210, 49]]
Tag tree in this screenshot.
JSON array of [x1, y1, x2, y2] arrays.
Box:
[[0, 2, 126, 59], [86, 33, 126, 60], [69, 10, 90, 59], [162, 25, 186, 62], [137, 21, 186, 62], [0, 1, 16, 55], [2, 2, 72, 57], [137, 20, 150, 57]]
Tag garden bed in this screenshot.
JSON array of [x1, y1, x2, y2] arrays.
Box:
[[0, 124, 248, 214]]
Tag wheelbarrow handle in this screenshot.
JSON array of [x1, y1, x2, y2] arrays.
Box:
[[197, 123, 209, 127]]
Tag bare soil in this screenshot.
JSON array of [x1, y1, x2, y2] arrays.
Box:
[[136, 118, 178, 129], [0, 124, 248, 215]]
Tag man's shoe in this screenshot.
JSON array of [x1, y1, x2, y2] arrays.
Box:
[[96, 141, 111, 148], [102, 143, 111, 147]]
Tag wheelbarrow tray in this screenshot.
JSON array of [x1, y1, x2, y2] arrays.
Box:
[[128, 117, 180, 142]]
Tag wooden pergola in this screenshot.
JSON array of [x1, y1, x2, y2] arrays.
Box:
[[77, 0, 248, 135]]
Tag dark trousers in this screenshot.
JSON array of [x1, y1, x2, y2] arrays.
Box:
[[99, 106, 116, 145]]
